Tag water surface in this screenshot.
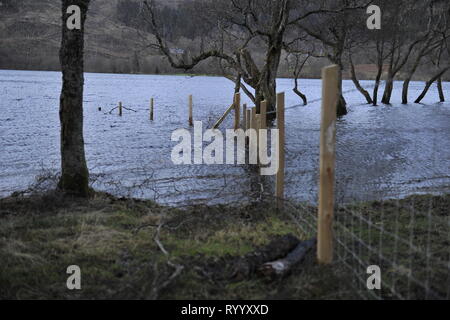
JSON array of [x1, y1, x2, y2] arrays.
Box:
[[0, 70, 449, 205]]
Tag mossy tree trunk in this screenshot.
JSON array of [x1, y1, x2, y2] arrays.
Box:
[[58, 0, 90, 197]]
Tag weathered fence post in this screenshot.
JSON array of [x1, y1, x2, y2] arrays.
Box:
[[251, 107, 257, 131], [119, 102, 123, 117], [318, 65, 339, 265], [150, 98, 154, 121], [260, 100, 267, 130], [234, 93, 241, 130], [189, 94, 193, 126], [259, 100, 267, 168], [276, 93, 285, 208], [243, 104, 247, 130]]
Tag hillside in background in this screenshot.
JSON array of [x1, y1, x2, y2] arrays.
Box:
[[0, 0, 187, 74], [0, 0, 447, 81], [0, 0, 323, 77]]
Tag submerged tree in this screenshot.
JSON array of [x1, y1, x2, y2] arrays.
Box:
[[289, 0, 371, 116], [58, 0, 90, 197], [141, 0, 364, 119]]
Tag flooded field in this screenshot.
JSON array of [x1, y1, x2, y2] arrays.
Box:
[[0, 70, 449, 205]]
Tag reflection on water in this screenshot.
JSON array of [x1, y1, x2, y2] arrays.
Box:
[[0, 70, 449, 205]]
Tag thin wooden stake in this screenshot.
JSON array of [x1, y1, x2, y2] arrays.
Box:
[[276, 93, 285, 208], [119, 102, 123, 117], [318, 65, 339, 265], [234, 93, 241, 130], [189, 94, 193, 126], [150, 98, 154, 121]]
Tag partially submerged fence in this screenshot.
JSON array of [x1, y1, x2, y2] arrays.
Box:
[[209, 64, 450, 300], [106, 66, 449, 300]]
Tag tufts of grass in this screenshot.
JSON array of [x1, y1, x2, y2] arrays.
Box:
[[0, 191, 447, 300]]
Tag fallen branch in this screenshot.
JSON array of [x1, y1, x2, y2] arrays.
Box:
[[258, 238, 316, 278], [150, 223, 185, 299], [231, 234, 300, 280]]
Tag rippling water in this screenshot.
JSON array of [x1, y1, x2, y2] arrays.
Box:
[[0, 70, 449, 205]]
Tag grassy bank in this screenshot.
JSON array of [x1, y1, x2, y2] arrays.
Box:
[[0, 191, 448, 300]]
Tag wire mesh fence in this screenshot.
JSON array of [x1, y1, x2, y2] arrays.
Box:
[[18, 78, 448, 300], [275, 82, 450, 300]]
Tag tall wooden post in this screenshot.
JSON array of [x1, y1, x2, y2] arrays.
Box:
[[189, 94, 193, 126], [251, 107, 257, 131], [150, 98, 154, 121], [260, 100, 267, 130], [276, 93, 285, 208], [318, 65, 339, 265], [234, 93, 241, 130], [243, 104, 247, 130], [259, 101, 267, 168], [119, 102, 123, 117]]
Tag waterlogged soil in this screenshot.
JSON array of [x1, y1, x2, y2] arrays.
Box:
[[1, 70, 449, 205], [0, 191, 448, 300]]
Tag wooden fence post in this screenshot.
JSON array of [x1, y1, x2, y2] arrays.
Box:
[[251, 107, 257, 131], [189, 94, 193, 126], [119, 102, 123, 117], [234, 93, 241, 130], [243, 104, 247, 130], [260, 100, 267, 130], [275, 93, 285, 208], [318, 65, 339, 265], [150, 98, 154, 121]]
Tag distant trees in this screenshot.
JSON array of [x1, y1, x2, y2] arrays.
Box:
[[58, 0, 90, 197]]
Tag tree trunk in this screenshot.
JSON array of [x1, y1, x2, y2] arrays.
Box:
[[437, 77, 445, 102], [372, 68, 383, 106], [293, 86, 307, 106], [337, 67, 348, 117], [415, 66, 450, 103], [58, 0, 90, 197], [382, 72, 394, 104], [258, 41, 283, 121], [401, 79, 411, 105], [259, 238, 316, 278], [402, 56, 423, 104], [231, 234, 300, 281], [349, 56, 373, 104]]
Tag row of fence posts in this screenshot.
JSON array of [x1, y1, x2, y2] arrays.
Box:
[[116, 94, 193, 125], [223, 66, 338, 265], [114, 65, 338, 265]]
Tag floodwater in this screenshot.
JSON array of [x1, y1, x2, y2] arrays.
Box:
[[0, 70, 449, 205]]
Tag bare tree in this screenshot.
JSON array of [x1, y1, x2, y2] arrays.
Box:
[[290, 0, 371, 116], [378, 1, 429, 104], [285, 52, 310, 105], [140, 0, 362, 119], [401, 1, 449, 104], [58, 0, 90, 197], [415, 1, 450, 103]]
